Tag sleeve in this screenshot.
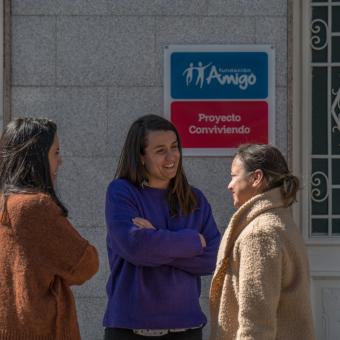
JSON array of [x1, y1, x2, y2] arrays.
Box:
[[236, 228, 282, 340], [105, 181, 204, 267], [20, 195, 99, 286], [168, 196, 221, 275]]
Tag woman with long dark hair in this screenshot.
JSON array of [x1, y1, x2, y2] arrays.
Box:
[[0, 117, 99, 339], [103, 114, 220, 340], [210, 144, 315, 340]]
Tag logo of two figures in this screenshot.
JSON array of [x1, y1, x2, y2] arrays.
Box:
[[182, 62, 212, 88]]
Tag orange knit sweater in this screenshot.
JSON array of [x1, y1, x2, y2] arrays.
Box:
[[0, 193, 99, 340]]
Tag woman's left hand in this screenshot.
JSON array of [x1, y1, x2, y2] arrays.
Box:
[[132, 217, 156, 229]]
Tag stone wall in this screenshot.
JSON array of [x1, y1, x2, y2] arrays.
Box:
[[11, 1, 288, 338]]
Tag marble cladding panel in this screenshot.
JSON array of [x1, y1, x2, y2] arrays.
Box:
[[57, 156, 115, 228], [56, 16, 156, 86], [107, 0, 208, 15], [75, 297, 107, 340], [12, 87, 57, 118], [12, 16, 56, 86], [208, 0, 287, 16], [256, 16, 287, 87], [72, 227, 109, 299], [12, 0, 107, 15], [12, 87, 109, 157], [200, 297, 210, 340], [275, 86, 288, 158]]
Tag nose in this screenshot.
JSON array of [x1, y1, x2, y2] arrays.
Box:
[[227, 181, 232, 191], [166, 149, 177, 161]]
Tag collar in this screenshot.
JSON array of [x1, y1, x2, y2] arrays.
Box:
[[216, 187, 286, 268]]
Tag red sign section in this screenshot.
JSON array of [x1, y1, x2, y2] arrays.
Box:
[[171, 101, 268, 148]]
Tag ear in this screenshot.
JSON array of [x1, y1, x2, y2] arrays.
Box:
[[250, 169, 264, 188], [140, 155, 145, 166]]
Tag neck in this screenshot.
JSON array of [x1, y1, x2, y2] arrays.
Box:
[[143, 180, 169, 189]]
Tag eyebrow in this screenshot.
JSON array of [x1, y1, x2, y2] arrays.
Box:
[[152, 140, 178, 150]]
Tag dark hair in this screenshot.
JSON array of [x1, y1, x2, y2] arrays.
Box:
[[115, 114, 197, 216], [0, 117, 68, 223], [235, 144, 299, 206]]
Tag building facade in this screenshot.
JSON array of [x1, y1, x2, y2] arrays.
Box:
[[2, 0, 339, 339]]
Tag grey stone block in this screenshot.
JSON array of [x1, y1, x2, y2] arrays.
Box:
[[57, 17, 156, 86], [155, 16, 256, 85], [12, 87, 57, 118], [57, 156, 115, 228], [106, 17, 156, 86], [107, 87, 163, 158], [199, 297, 210, 340], [256, 17, 287, 87], [56, 0, 108, 15], [107, 0, 208, 15], [56, 17, 111, 86], [201, 275, 212, 299], [75, 297, 106, 340], [12, 0, 57, 15], [12, 17, 56, 86], [208, 0, 287, 16], [275, 86, 288, 158], [12, 0, 107, 15], [12, 87, 109, 157], [73, 227, 109, 298], [54, 87, 108, 157], [183, 157, 234, 232]]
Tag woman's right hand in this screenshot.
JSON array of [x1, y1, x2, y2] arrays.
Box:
[[199, 233, 206, 248], [132, 217, 156, 230]]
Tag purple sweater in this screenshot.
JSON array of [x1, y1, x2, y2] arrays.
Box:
[[103, 179, 220, 329]]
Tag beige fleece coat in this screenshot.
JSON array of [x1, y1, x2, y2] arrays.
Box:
[[209, 188, 315, 340]]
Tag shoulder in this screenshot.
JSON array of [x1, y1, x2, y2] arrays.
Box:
[[9, 192, 54, 209], [106, 179, 140, 200], [7, 192, 61, 219], [237, 217, 282, 256], [107, 178, 138, 192], [244, 211, 283, 238]]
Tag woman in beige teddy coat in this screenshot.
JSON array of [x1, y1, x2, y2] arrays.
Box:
[[210, 144, 315, 340]]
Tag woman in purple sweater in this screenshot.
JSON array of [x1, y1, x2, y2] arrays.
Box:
[[103, 114, 220, 340]]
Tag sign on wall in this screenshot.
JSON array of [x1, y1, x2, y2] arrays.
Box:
[[164, 45, 275, 156]]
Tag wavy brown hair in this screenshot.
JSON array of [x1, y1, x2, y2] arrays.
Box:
[[0, 117, 68, 224], [115, 114, 197, 216]]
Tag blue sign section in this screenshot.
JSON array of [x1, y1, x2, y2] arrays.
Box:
[[171, 52, 268, 99]]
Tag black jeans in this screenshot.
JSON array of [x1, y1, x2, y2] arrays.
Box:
[[104, 327, 203, 340]]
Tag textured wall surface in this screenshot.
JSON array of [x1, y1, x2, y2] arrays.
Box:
[[10, 1, 288, 339]]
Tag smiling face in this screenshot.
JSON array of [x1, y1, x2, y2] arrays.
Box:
[[48, 133, 62, 187], [228, 156, 261, 208], [141, 130, 180, 189]]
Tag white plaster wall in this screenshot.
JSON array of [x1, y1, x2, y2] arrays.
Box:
[[11, 1, 288, 339]]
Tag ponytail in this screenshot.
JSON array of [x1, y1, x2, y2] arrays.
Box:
[[280, 173, 300, 206]]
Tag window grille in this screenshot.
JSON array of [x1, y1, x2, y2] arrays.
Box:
[[310, 0, 340, 236]]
